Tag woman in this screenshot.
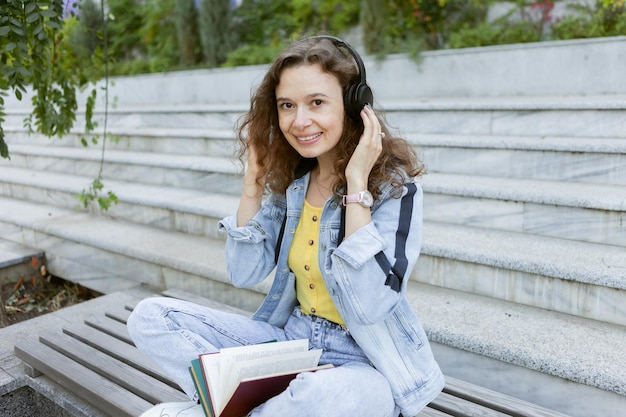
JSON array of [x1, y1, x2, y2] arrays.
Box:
[[128, 36, 444, 417]]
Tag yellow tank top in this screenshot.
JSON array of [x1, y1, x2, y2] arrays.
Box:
[[289, 200, 345, 326]]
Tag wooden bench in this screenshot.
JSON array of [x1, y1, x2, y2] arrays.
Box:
[[14, 288, 572, 417]]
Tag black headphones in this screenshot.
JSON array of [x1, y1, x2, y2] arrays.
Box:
[[307, 35, 374, 121]]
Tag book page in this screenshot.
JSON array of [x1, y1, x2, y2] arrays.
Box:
[[220, 349, 322, 414], [231, 349, 322, 383], [199, 353, 222, 415], [218, 339, 309, 397]]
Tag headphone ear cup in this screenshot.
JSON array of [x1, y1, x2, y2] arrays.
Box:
[[344, 83, 373, 120]]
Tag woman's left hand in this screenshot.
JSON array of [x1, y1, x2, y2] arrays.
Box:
[[345, 105, 383, 191]]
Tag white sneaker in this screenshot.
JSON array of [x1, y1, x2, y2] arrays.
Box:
[[139, 401, 204, 417]]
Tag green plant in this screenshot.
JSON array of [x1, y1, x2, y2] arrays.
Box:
[[448, 0, 551, 49], [77, 177, 119, 211], [223, 43, 287, 67], [75, 0, 118, 211], [449, 21, 499, 48], [361, 0, 386, 55], [290, 0, 360, 35], [225, 0, 360, 66], [198, 0, 233, 67], [174, 0, 201, 66], [0, 0, 118, 210], [382, 0, 491, 53], [1, 0, 75, 158], [137, 0, 178, 73], [551, 0, 626, 40]]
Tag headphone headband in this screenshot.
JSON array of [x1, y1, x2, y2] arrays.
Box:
[[301, 35, 373, 120], [307, 35, 368, 87]]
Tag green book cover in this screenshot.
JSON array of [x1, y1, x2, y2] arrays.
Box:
[[189, 358, 214, 417]]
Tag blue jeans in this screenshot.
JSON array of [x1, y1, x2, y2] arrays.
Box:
[[127, 297, 398, 417]]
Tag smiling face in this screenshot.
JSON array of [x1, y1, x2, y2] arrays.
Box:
[[275, 64, 345, 165]]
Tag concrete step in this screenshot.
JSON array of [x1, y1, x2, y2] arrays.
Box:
[[6, 131, 626, 186], [417, 221, 626, 327], [0, 167, 239, 240], [0, 195, 623, 326], [384, 95, 626, 138], [0, 196, 623, 416], [4, 103, 246, 132], [1, 164, 622, 247], [1, 144, 242, 192], [410, 133, 626, 185], [415, 283, 626, 417], [7, 95, 626, 144], [420, 173, 626, 247], [3, 126, 238, 157]]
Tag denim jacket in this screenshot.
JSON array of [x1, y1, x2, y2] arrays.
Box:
[[218, 172, 444, 416]]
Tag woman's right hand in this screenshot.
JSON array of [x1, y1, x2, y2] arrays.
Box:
[[237, 143, 265, 226]]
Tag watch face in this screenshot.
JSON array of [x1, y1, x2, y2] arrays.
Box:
[[360, 191, 374, 207]]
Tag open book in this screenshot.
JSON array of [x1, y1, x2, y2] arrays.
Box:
[[189, 339, 333, 417]]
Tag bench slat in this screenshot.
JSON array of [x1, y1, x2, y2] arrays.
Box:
[[444, 376, 572, 417], [430, 391, 511, 417], [417, 406, 454, 416], [14, 338, 152, 417], [107, 307, 132, 324], [62, 322, 179, 389], [86, 315, 134, 344], [39, 330, 188, 404]]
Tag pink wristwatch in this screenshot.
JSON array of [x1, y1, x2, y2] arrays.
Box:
[[342, 190, 374, 208]]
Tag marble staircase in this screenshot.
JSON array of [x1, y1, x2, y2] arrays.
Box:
[[1, 38, 626, 417]]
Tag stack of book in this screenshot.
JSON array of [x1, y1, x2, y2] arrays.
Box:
[[189, 339, 333, 417]]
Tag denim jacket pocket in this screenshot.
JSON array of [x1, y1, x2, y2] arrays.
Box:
[[387, 305, 424, 352]]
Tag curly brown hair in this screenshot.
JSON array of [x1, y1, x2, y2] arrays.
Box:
[[236, 36, 424, 200]]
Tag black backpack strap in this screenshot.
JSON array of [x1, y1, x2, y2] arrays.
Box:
[[275, 213, 287, 264], [338, 206, 346, 244]]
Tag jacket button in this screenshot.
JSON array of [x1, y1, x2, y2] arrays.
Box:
[[304, 265, 310, 271], [308, 239, 314, 245], [310, 307, 316, 314], [309, 283, 315, 289], [312, 215, 318, 221]]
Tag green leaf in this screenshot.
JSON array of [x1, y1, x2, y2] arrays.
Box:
[[81, 137, 88, 147], [39, 9, 57, 18], [0, 137, 9, 159], [16, 66, 31, 76], [11, 26, 25, 36], [26, 12, 40, 24], [15, 89, 22, 100], [4, 43, 17, 52], [25, 3, 38, 14], [0, 26, 10, 36], [44, 20, 60, 29]]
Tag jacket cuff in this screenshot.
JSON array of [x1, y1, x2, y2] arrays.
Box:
[[218, 215, 268, 243]]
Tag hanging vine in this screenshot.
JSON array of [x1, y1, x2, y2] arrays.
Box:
[[76, 0, 119, 211]]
